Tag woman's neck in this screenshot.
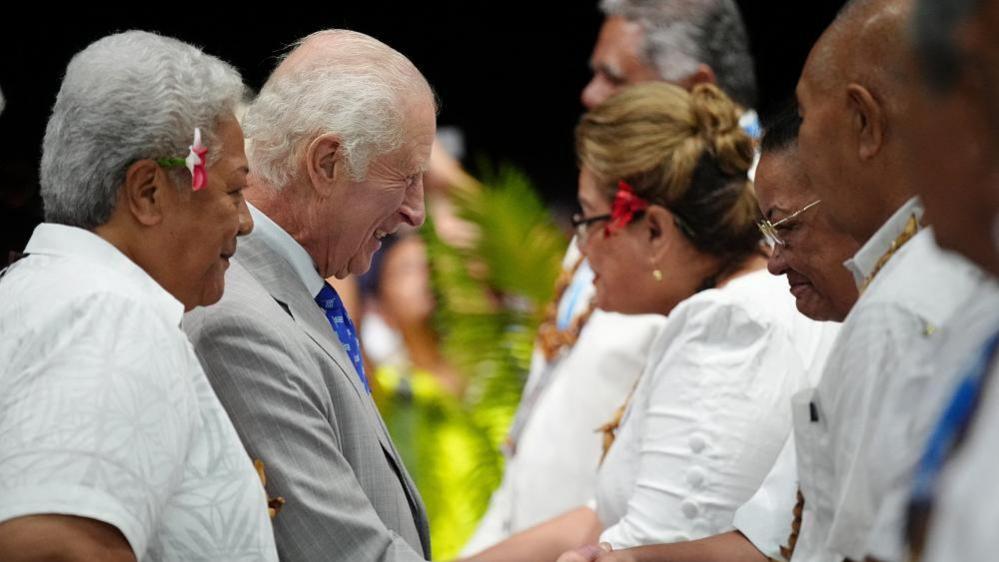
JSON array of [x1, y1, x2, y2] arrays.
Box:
[[715, 252, 767, 289]]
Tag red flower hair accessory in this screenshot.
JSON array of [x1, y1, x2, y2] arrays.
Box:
[[605, 180, 650, 235]]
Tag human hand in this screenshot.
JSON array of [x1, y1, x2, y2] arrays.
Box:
[[425, 139, 479, 195], [556, 542, 613, 562]]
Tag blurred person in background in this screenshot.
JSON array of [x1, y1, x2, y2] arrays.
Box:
[[890, 0, 999, 560], [361, 230, 490, 557]]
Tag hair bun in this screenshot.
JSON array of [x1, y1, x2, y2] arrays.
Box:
[[689, 83, 754, 177]]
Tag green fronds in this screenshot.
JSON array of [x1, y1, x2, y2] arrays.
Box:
[[412, 163, 567, 558]]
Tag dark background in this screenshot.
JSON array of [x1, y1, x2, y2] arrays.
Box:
[[0, 1, 846, 259]]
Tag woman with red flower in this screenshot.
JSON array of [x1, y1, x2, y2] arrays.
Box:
[[464, 83, 832, 562]]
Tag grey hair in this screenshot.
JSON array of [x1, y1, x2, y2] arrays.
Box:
[[242, 29, 434, 188], [913, 0, 982, 92], [0, 84, 5, 115], [600, 0, 757, 109], [40, 30, 245, 230]]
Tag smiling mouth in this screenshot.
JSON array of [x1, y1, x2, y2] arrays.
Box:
[[789, 280, 813, 296]]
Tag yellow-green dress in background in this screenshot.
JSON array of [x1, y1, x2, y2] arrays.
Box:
[[374, 365, 502, 560]]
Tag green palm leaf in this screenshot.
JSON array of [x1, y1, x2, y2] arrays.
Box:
[[415, 163, 567, 559]]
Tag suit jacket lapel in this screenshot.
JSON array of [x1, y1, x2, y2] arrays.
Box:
[[235, 237, 379, 414], [235, 236, 430, 552], [283, 290, 431, 553]]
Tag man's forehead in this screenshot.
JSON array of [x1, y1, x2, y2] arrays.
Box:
[[758, 153, 810, 212], [800, 24, 853, 99], [594, 17, 647, 65], [797, 51, 825, 102], [394, 128, 435, 175]]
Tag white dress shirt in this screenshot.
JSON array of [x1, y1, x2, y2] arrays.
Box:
[[248, 203, 324, 295], [790, 199, 982, 562], [923, 296, 999, 562], [864, 278, 997, 561], [0, 224, 278, 562], [463, 240, 666, 553], [595, 269, 827, 549]]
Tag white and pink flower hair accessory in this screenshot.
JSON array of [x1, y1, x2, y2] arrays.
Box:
[[156, 127, 209, 191]]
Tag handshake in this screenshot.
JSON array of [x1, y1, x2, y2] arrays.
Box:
[[557, 543, 621, 562]]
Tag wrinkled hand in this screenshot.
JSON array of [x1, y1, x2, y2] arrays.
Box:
[[556, 542, 613, 562], [254, 459, 286, 519]]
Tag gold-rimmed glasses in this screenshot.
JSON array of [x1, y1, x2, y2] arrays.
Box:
[[757, 199, 821, 246]]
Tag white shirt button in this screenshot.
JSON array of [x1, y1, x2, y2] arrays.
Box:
[[686, 467, 706, 488], [681, 500, 699, 519]]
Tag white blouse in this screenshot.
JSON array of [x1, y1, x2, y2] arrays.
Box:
[[464, 243, 667, 554], [596, 268, 825, 549]]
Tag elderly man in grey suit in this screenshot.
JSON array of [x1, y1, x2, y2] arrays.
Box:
[[184, 29, 434, 561]]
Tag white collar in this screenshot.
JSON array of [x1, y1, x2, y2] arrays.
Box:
[[246, 203, 325, 296], [844, 197, 924, 288], [23, 223, 184, 326]]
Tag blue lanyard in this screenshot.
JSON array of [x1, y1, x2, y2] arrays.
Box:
[[910, 329, 999, 506], [557, 261, 594, 331]]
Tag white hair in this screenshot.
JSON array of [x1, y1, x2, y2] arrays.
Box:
[[40, 30, 245, 229], [600, 0, 757, 108], [242, 29, 434, 188]]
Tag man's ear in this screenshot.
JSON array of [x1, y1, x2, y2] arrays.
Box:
[[305, 133, 343, 197], [122, 159, 172, 226], [846, 83, 886, 160], [683, 63, 718, 90]]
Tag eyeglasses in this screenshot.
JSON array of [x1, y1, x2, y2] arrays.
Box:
[[757, 199, 821, 247], [571, 212, 611, 242], [571, 211, 647, 243]]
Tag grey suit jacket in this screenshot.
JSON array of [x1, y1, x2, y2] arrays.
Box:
[[184, 234, 431, 562]]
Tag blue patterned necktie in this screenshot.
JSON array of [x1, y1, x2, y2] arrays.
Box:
[[314, 282, 370, 393]]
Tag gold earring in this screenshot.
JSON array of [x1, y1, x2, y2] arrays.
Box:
[[653, 269, 663, 282]]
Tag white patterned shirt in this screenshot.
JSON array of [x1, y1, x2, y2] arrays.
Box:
[[791, 199, 982, 562], [0, 224, 278, 562], [923, 294, 999, 562], [865, 278, 996, 561]]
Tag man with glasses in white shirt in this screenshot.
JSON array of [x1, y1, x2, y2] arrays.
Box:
[[789, 1, 984, 560]]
